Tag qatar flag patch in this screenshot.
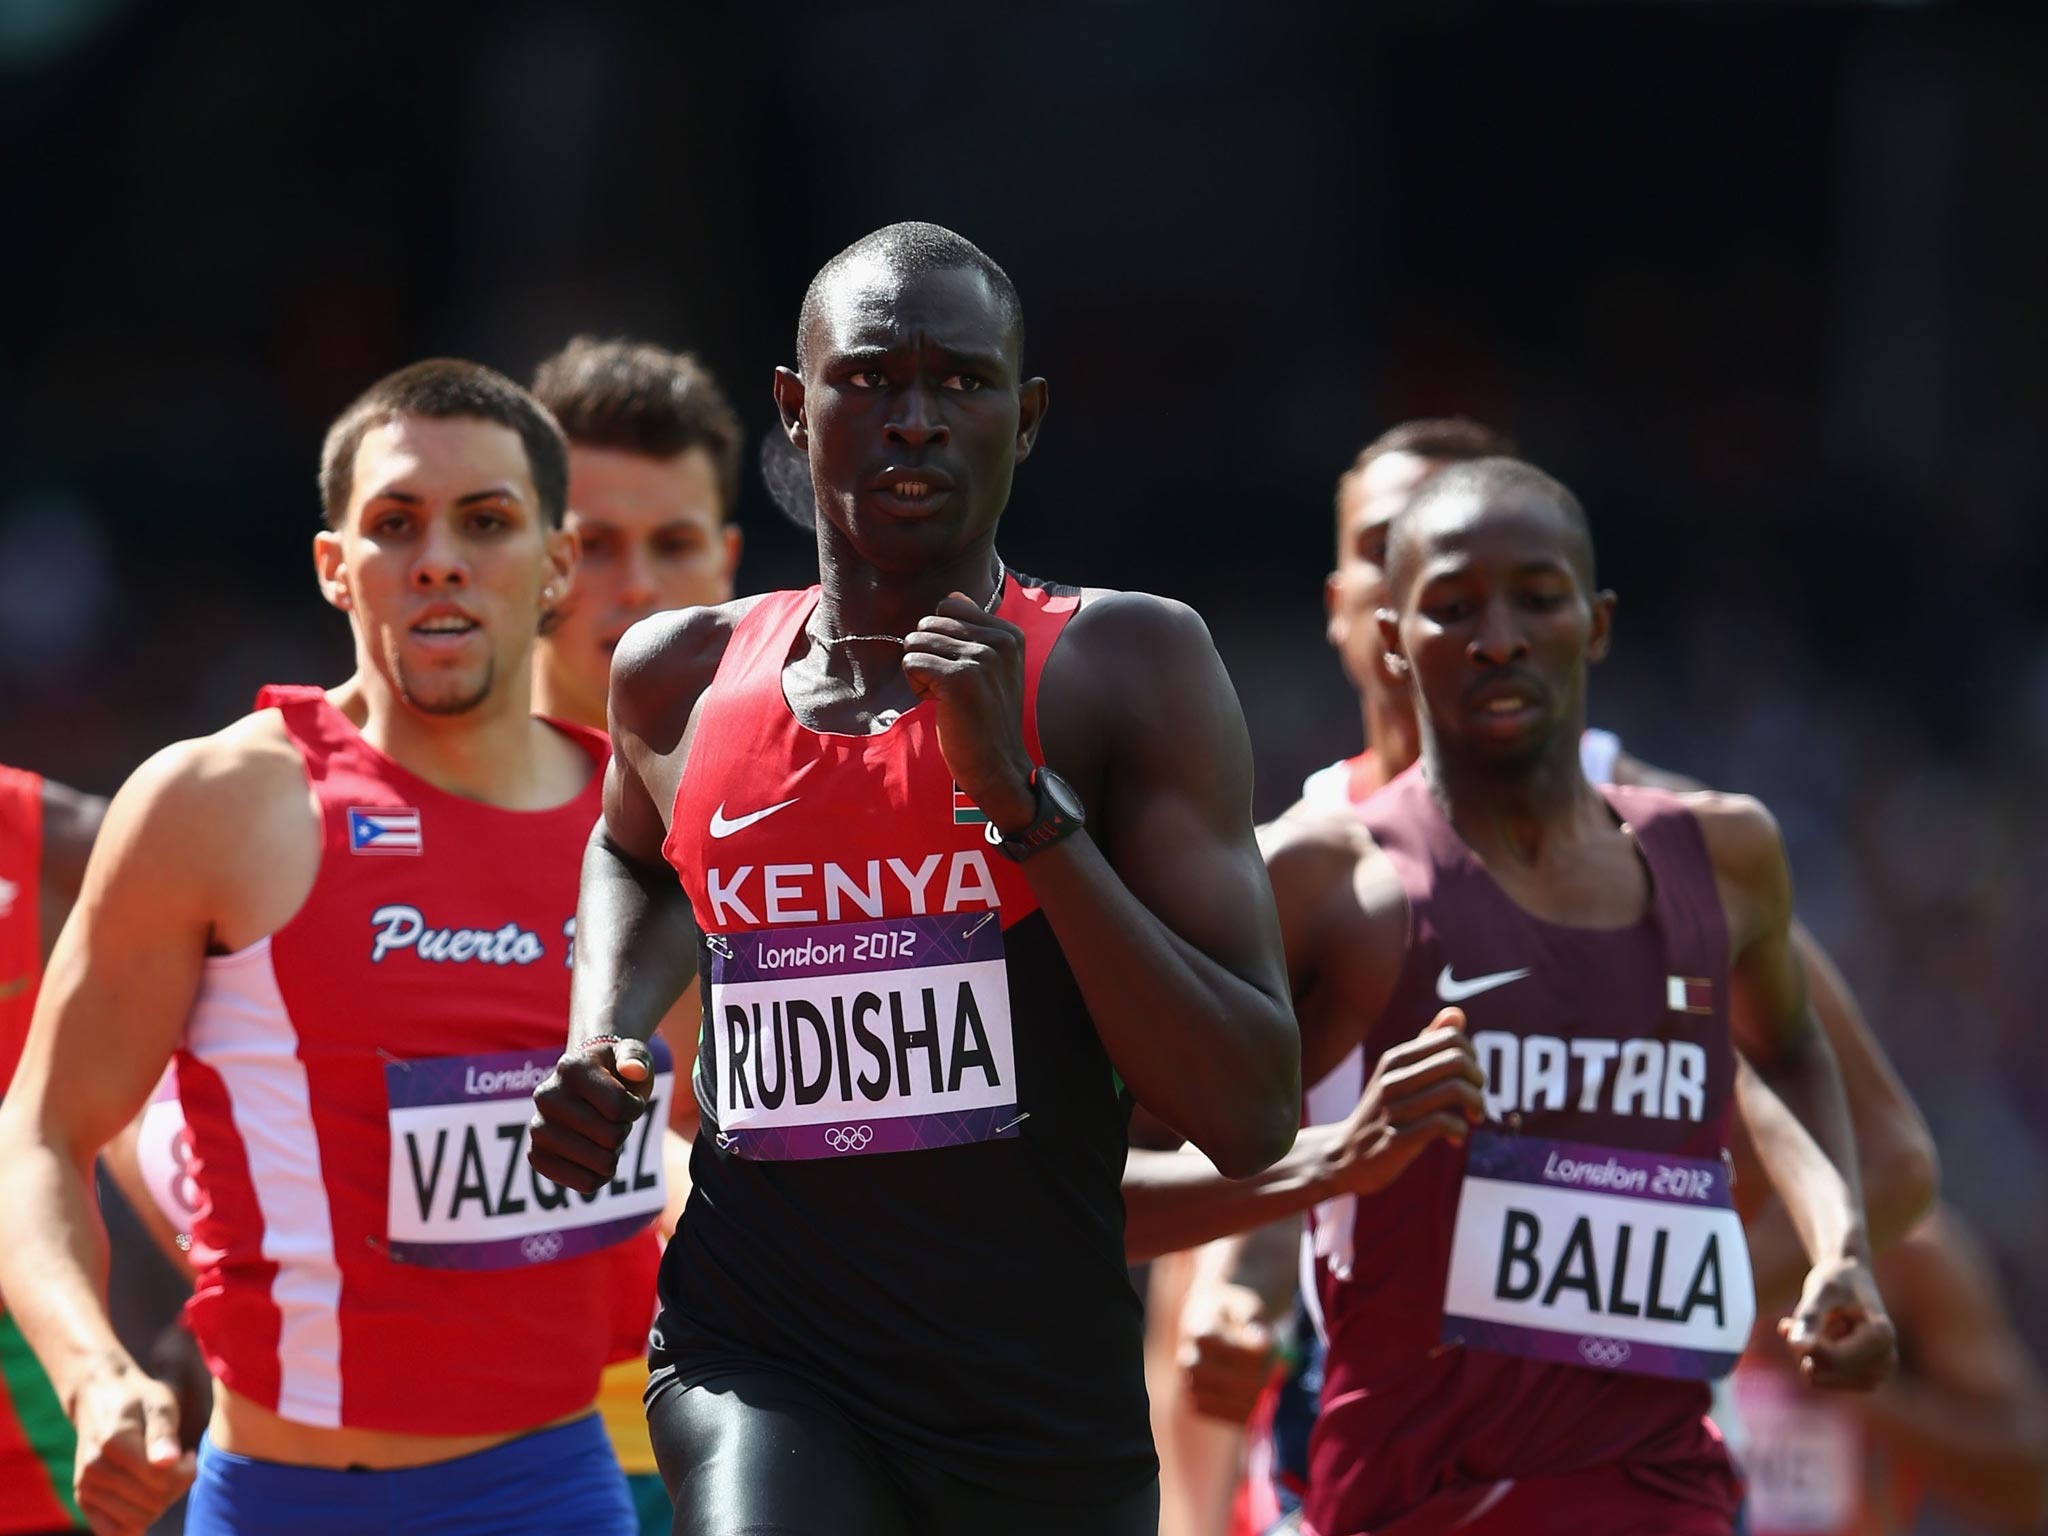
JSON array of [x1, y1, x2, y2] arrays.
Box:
[[349, 806, 423, 855], [1666, 976, 1713, 1015]]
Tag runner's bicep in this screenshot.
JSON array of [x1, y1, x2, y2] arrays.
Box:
[[1093, 608, 1289, 1001]]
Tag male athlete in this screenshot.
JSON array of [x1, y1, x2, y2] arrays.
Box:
[[532, 333, 743, 1536], [0, 360, 665, 1535], [1, 768, 105, 1536], [532, 336, 745, 728], [1270, 457, 1893, 1533], [529, 221, 1301, 1534], [1144, 419, 1938, 1531]]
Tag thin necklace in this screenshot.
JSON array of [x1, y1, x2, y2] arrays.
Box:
[[810, 554, 1007, 647]]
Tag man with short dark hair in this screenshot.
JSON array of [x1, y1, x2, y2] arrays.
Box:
[[1154, 457, 1894, 1534], [532, 337, 745, 729], [0, 359, 655, 1535], [528, 222, 1301, 1534]]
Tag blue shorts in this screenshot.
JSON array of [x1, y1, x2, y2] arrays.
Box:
[[185, 1413, 636, 1536]]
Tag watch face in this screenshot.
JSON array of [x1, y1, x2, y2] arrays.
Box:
[[1037, 769, 1085, 823]]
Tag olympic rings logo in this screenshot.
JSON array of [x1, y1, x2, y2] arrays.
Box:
[[521, 1231, 566, 1263], [824, 1125, 874, 1153], [1577, 1336, 1631, 1370]]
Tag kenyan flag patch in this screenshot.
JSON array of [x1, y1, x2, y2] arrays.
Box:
[[952, 783, 988, 825]]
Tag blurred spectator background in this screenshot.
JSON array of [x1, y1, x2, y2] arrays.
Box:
[[3, 4, 2043, 1530]]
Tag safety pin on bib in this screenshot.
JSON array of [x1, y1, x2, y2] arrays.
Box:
[[706, 934, 735, 959], [961, 911, 996, 940]]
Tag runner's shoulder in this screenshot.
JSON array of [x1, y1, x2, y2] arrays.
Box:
[[93, 711, 309, 891], [1053, 588, 1232, 722], [1680, 790, 1793, 918], [609, 595, 770, 738], [1260, 807, 1404, 932], [1063, 586, 1212, 659]]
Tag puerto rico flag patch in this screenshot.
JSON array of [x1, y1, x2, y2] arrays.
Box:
[[349, 805, 423, 855], [951, 783, 988, 826], [1666, 975, 1713, 1015]]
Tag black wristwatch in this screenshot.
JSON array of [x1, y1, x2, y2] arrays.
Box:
[[985, 766, 1086, 862]]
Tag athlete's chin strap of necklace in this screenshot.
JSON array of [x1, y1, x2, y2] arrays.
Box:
[[808, 553, 1007, 649]]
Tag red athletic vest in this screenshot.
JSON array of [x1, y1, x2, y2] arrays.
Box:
[[1306, 766, 1744, 1534], [0, 764, 84, 1532], [652, 576, 1156, 1499], [176, 689, 661, 1434], [0, 765, 42, 1094]]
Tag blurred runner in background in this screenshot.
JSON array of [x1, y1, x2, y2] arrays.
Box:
[[532, 334, 744, 1536]]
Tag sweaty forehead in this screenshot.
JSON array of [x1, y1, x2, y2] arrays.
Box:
[[807, 261, 1017, 369], [1389, 487, 1592, 601]]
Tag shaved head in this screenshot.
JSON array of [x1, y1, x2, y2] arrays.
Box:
[[797, 221, 1023, 373], [1385, 457, 1596, 604]]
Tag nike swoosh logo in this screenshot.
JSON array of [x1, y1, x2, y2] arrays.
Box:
[[708, 797, 800, 839], [1436, 964, 1532, 1003]]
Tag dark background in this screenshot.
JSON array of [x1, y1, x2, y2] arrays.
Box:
[[3, 3, 2044, 1526]]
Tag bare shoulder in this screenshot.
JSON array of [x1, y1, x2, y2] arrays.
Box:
[[87, 710, 313, 927], [609, 596, 768, 750], [1049, 589, 1231, 734], [1610, 749, 1705, 794], [1062, 587, 1214, 661], [1260, 808, 1406, 945], [1682, 790, 1786, 882]]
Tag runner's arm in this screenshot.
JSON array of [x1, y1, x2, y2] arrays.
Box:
[[1030, 595, 1298, 1177], [0, 746, 228, 1511], [1122, 814, 1461, 1257], [1733, 923, 1937, 1308], [1703, 794, 1893, 1388], [532, 610, 720, 1194], [1615, 754, 1939, 1297], [1123, 1124, 1350, 1262], [1857, 1209, 2048, 1526]]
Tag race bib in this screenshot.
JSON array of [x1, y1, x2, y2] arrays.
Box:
[[137, 1065, 201, 1231], [383, 1038, 671, 1269], [1441, 1131, 1754, 1379], [1733, 1367, 1864, 1534], [706, 912, 1018, 1160]]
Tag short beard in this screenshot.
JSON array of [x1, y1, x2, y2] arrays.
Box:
[[396, 658, 495, 717]]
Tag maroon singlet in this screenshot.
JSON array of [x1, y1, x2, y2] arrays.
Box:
[[1305, 765, 1744, 1536]]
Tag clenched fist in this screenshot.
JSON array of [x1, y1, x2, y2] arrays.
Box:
[[1332, 1008, 1485, 1196], [902, 593, 1036, 832], [68, 1356, 194, 1536], [528, 1037, 654, 1194]]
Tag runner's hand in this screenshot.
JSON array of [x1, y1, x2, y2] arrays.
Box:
[[1781, 1253, 1897, 1390], [1333, 1008, 1485, 1196], [528, 1037, 652, 1194], [902, 593, 1037, 832], [1177, 1280, 1279, 1424], [69, 1358, 194, 1536]]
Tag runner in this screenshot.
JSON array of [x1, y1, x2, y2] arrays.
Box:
[[1136, 419, 1936, 1534], [532, 335, 744, 728], [528, 220, 1301, 1534], [532, 333, 745, 1536], [0, 767, 105, 1536], [1302, 455, 1893, 1532], [0, 359, 662, 1535]]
